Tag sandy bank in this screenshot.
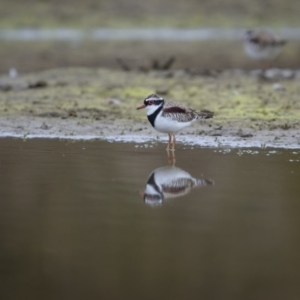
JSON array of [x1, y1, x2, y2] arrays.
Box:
[[1, 68, 300, 148]]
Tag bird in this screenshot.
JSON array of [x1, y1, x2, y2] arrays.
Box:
[[136, 94, 213, 150], [244, 29, 287, 68], [141, 165, 213, 206]]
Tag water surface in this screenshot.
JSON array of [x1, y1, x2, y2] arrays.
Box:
[[1, 28, 300, 41], [0, 138, 300, 299]]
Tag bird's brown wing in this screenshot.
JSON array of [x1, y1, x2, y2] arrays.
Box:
[[250, 30, 286, 46], [162, 101, 213, 122], [162, 105, 198, 123]]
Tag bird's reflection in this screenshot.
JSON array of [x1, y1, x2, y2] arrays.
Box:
[[166, 149, 176, 165], [141, 165, 214, 206]]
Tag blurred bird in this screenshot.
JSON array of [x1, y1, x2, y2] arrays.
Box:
[[137, 94, 213, 150], [244, 29, 287, 69], [141, 166, 213, 206]]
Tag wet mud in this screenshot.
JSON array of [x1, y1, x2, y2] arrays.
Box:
[[1, 67, 300, 148]]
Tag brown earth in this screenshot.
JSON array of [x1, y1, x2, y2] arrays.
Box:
[[1, 67, 300, 148], [1, 0, 300, 28], [1, 0, 300, 73], [1, 39, 300, 74]]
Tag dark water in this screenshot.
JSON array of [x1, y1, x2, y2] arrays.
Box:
[[0, 138, 300, 300]]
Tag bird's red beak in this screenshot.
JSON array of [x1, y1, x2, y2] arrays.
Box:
[[136, 104, 146, 110]]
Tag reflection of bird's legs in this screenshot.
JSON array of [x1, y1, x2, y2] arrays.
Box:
[[172, 135, 176, 151], [166, 134, 176, 165], [167, 149, 171, 164], [166, 133, 172, 150], [171, 148, 176, 165], [167, 148, 176, 165], [166, 133, 171, 164]]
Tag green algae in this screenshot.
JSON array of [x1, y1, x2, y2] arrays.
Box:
[[1, 68, 300, 136]]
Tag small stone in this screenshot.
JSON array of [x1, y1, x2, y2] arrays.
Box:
[[28, 80, 47, 89], [282, 69, 295, 79], [249, 69, 263, 77], [264, 68, 281, 79], [68, 110, 77, 117], [108, 98, 121, 105], [240, 133, 253, 138], [272, 83, 285, 91], [40, 123, 50, 130], [0, 84, 12, 91]]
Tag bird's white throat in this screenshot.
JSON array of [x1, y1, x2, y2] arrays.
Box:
[[145, 104, 163, 116]]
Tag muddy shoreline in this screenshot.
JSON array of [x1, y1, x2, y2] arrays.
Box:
[[1, 115, 300, 149], [1, 67, 300, 148]]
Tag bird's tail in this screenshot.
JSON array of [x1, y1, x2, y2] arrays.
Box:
[[194, 178, 214, 186], [197, 110, 214, 119]]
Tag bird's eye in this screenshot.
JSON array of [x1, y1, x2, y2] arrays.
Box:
[[148, 101, 154, 105]]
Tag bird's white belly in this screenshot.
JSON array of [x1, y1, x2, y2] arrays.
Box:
[[154, 114, 193, 133], [245, 43, 282, 60], [153, 166, 193, 183]]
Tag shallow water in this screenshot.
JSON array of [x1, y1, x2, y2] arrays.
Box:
[[0, 138, 300, 299], [1, 28, 300, 41]]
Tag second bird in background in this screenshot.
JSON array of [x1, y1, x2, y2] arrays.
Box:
[[244, 29, 287, 69]]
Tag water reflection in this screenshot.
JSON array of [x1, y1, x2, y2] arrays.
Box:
[[1, 139, 300, 299], [142, 165, 214, 206]]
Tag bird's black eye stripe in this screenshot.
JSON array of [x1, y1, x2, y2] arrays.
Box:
[[148, 100, 163, 105]]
